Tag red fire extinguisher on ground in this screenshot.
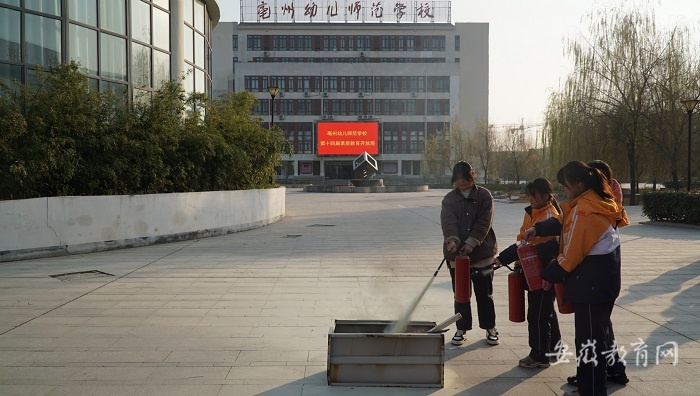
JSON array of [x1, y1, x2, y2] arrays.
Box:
[[554, 282, 574, 314], [508, 268, 526, 322], [516, 241, 543, 291], [454, 255, 470, 303]]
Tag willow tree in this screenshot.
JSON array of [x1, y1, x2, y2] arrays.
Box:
[[643, 27, 700, 190], [546, 6, 665, 203]]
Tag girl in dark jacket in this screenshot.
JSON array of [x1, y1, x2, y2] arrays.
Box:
[[523, 161, 627, 396], [441, 161, 498, 346], [495, 178, 562, 368]]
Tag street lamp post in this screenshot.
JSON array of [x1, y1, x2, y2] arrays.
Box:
[[681, 99, 699, 192], [268, 86, 280, 128]]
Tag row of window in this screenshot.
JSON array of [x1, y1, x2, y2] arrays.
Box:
[[278, 160, 423, 177], [249, 57, 449, 64], [1, 0, 212, 95], [253, 99, 451, 116], [239, 34, 452, 52], [274, 122, 447, 155], [244, 76, 450, 94]]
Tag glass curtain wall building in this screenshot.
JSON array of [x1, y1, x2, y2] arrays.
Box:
[[0, 0, 219, 99]]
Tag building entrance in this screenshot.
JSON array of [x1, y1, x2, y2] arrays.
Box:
[[324, 161, 353, 179]]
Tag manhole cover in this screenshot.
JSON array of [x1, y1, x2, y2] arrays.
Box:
[[307, 224, 336, 227], [50, 270, 114, 281], [283, 235, 303, 238]]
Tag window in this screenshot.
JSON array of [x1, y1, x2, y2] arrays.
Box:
[[184, 26, 194, 62], [183, 0, 193, 24], [25, 14, 61, 67], [69, 0, 97, 26], [247, 35, 261, 50], [132, 42, 151, 88], [131, 0, 151, 44], [0, 7, 21, 62], [193, 0, 204, 32], [152, 7, 170, 51], [69, 24, 98, 75], [25, 0, 61, 16], [153, 49, 169, 88], [232, 34, 238, 51], [432, 36, 445, 51], [0, 63, 21, 88], [455, 35, 460, 51], [152, 0, 169, 9], [100, 33, 126, 80], [402, 160, 421, 175], [406, 35, 414, 51], [194, 68, 204, 93], [381, 162, 398, 174], [194, 32, 204, 67], [99, 0, 125, 34]]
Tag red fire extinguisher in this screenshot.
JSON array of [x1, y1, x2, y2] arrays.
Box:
[[516, 241, 543, 291], [554, 282, 574, 314], [454, 255, 470, 303], [508, 268, 526, 322]]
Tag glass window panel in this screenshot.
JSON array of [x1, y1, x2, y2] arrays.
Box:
[[194, 33, 204, 67], [101, 80, 127, 97], [69, 0, 97, 26], [0, 8, 21, 62], [153, 49, 169, 88], [132, 42, 151, 88], [194, 0, 204, 32], [100, 33, 127, 80], [152, 0, 169, 10], [183, 0, 193, 25], [25, 0, 61, 16], [194, 67, 204, 94], [69, 24, 98, 75], [184, 26, 193, 62], [183, 67, 193, 93], [99, 0, 125, 35], [87, 77, 99, 92], [152, 7, 169, 51], [25, 14, 61, 67], [131, 0, 151, 44], [0, 63, 21, 89], [0, 0, 20, 6]]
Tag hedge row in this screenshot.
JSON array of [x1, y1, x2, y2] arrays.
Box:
[[0, 62, 291, 201], [641, 191, 700, 225]]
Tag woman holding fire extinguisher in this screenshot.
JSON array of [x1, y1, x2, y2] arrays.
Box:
[[494, 178, 562, 368], [441, 161, 498, 346], [523, 161, 627, 396]]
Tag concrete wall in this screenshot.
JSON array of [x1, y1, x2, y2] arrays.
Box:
[[0, 188, 286, 262]]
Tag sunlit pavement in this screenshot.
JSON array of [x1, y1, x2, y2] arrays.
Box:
[[0, 188, 698, 395]]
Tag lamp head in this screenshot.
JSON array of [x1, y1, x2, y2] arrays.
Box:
[[681, 99, 699, 113], [268, 86, 280, 98]]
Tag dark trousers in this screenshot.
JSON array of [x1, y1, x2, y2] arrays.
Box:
[[449, 265, 496, 331], [527, 288, 561, 362], [573, 301, 615, 396]]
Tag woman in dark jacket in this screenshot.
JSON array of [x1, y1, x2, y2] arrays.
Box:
[[441, 161, 499, 346]]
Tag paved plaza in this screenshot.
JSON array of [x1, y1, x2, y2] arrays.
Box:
[[0, 188, 699, 395]]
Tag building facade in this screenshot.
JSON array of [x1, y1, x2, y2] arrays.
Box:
[[0, 0, 220, 99], [212, 1, 487, 182]]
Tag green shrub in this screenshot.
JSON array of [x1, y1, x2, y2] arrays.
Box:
[[641, 191, 700, 225], [0, 62, 292, 200]]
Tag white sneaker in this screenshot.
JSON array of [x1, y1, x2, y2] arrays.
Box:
[[486, 328, 499, 345], [451, 330, 466, 345]]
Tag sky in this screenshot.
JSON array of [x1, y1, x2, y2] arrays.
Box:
[[218, 0, 698, 127]]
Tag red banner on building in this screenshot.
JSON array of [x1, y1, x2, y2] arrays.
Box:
[[317, 121, 379, 155]]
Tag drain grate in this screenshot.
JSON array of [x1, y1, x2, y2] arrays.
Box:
[[50, 270, 114, 281], [307, 224, 336, 227], [283, 235, 303, 238]]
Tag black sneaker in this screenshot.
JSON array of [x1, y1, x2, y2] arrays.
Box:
[[608, 373, 629, 385], [451, 330, 466, 346], [566, 373, 629, 386], [486, 328, 499, 345]]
